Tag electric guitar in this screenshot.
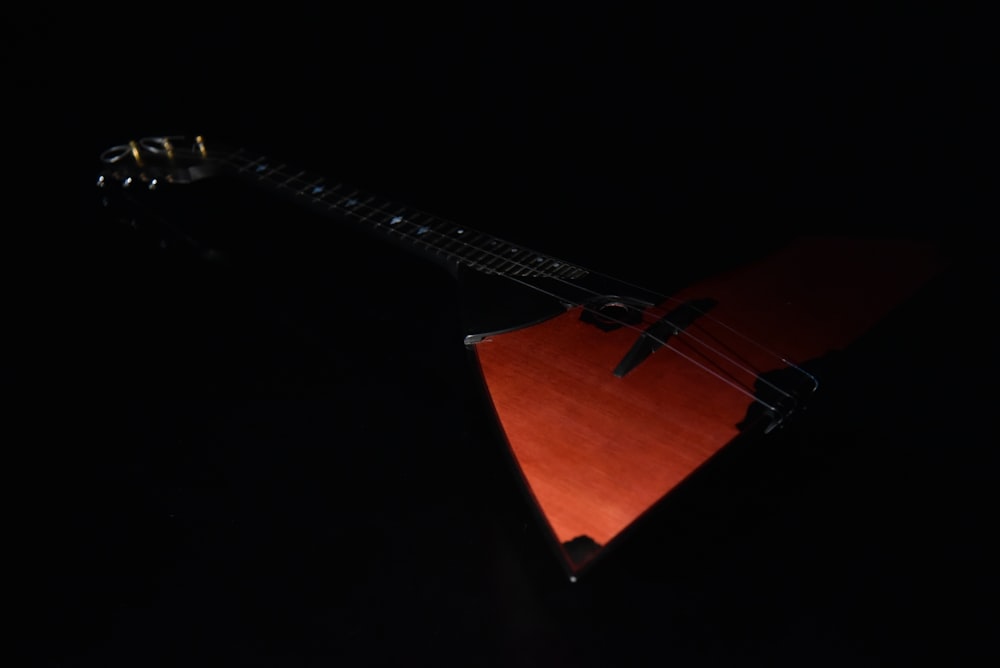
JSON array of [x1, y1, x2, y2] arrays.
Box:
[[96, 135, 945, 580]]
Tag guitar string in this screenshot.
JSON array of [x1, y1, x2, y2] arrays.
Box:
[[495, 229, 821, 394], [215, 145, 801, 414], [116, 139, 806, 414]]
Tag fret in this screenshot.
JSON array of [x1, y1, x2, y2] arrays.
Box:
[[438, 230, 469, 260], [468, 236, 508, 270], [453, 245, 483, 265], [506, 253, 531, 276], [406, 212, 435, 237], [527, 253, 550, 271], [480, 241, 511, 271], [555, 262, 580, 278], [457, 232, 490, 260], [431, 233, 461, 256], [463, 255, 489, 272], [491, 249, 521, 275], [423, 230, 457, 258], [312, 183, 345, 206], [426, 225, 460, 256], [278, 170, 307, 189], [239, 156, 269, 175], [547, 261, 570, 277], [415, 217, 447, 239], [385, 210, 407, 228], [501, 245, 530, 273], [298, 177, 329, 197], [511, 259, 536, 277], [422, 215, 452, 234], [451, 232, 490, 263], [353, 195, 380, 219], [491, 240, 513, 257], [482, 236, 506, 256], [256, 163, 287, 182], [413, 220, 438, 243], [503, 247, 534, 275], [387, 212, 427, 237], [433, 223, 471, 255], [379, 210, 408, 235], [361, 197, 395, 220], [329, 190, 361, 212], [538, 258, 565, 274], [464, 250, 496, 272]]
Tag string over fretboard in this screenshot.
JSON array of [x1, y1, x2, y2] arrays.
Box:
[[224, 149, 589, 280]]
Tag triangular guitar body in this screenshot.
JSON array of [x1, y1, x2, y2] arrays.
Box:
[[470, 236, 943, 578]]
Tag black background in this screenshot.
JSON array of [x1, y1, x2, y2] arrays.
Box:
[[8, 4, 997, 666]]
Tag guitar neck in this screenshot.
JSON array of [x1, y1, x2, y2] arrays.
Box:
[[214, 145, 589, 282]]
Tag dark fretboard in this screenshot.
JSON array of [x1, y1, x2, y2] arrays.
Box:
[[217, 147, 589, 280]]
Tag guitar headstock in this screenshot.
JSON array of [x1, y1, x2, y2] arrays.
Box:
[[96, 135, 220, 191], [95, 135, 228, 261]]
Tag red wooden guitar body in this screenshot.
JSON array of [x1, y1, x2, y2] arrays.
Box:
[[472, 236, 943, 577]]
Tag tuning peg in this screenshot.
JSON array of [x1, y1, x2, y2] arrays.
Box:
[[128, 140, 143, 167]]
